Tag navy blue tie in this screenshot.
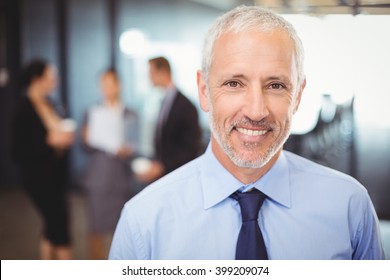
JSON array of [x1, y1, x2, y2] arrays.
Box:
[[231, 189, 268, 260]]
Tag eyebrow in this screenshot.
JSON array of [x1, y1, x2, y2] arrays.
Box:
[[266, 75, 294, 85], [226, 74, 292, 83], [225, 74, 249, 82], [267, 75, 291, 81]]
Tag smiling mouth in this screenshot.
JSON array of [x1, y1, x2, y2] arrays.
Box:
[[236, 127, 268, 136]]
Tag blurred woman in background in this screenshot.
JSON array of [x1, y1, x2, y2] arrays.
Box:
[[13, 59, 74, 259], [82, 68, 139, 259]]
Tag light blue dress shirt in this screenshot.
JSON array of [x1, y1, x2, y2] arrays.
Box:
[[109, 144, 385, 259]]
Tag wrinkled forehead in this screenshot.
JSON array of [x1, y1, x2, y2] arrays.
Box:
[[213, 30, 296, 66]]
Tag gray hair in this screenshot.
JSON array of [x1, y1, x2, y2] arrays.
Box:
[[201, 5, 305, 87]]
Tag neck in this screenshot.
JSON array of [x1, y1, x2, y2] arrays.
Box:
[[210, 138, 281, 184], [27, 85, 46, 103], [161, 80, 174, 90], [104, 99, 120, 107]]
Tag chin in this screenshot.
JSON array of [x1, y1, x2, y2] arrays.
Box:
[[228, 150, 267, 169], [232, 143, 283, 169], [236, 157, 269, 169]]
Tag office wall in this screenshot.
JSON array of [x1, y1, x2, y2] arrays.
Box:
[[20, 0, 59, 66], [66, 0, 111, 178]]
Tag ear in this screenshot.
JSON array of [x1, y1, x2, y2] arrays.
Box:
[[293, 77, 306, 114], [197, 70, 210, 113]]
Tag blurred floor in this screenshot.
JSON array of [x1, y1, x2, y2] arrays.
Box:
[[0, 187, 90, 259], [0, 187, 389, 260]]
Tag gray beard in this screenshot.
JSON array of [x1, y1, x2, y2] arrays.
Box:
[[209, 110, 290, 169]]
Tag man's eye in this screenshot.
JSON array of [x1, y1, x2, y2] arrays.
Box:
[[225, 81, 240, 87], [269, 83, 284, 89]]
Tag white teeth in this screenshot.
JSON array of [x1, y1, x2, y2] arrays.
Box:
[[237, 127, 267, 136]]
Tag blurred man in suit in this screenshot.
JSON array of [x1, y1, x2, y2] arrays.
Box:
[[137, 56, 202, 183]]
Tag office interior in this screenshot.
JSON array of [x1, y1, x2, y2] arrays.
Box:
[[0, 0, 390, 259]]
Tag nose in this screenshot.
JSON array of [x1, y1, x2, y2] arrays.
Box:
[[243, 86, 269, 121]]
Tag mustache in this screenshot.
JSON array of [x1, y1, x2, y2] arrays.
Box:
[[231, 117, 274, 130]]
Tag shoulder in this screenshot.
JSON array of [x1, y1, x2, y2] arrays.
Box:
[[83, 104, 100, 121], [284, 150, 361, 185], [14, 96, 34, 119], [86, 104, 102, 115], [284, 150, 367, 194], [16, 96, 31, 111], [174, 90, 196, 107], [171, 91, 198, 121]]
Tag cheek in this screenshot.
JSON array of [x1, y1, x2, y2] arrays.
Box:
[[45, 78, 57, 92], [268, 98, 295, 122], [210, 94, 241, 122]]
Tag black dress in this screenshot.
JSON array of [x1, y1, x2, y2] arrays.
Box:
[[12, 96, 71, 246]]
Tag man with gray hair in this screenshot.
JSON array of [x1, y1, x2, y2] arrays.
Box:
[[109, 6, 384, 260]]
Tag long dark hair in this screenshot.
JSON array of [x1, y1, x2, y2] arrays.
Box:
[[21, 58, 49, 89]]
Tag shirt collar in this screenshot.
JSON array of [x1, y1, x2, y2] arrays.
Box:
[[161, 86, 177, 110], [199, 143, 291, 209], [164, 86, 177, 104], [256, 151, 291, 208]]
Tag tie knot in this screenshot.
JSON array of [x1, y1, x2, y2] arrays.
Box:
[[231, 189, 266, 222]]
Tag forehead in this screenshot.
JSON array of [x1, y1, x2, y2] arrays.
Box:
[[101, 73, 117, 83], [211, 30, 296, 74]]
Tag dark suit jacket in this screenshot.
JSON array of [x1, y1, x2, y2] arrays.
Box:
[[154, 90, 202, 175]]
